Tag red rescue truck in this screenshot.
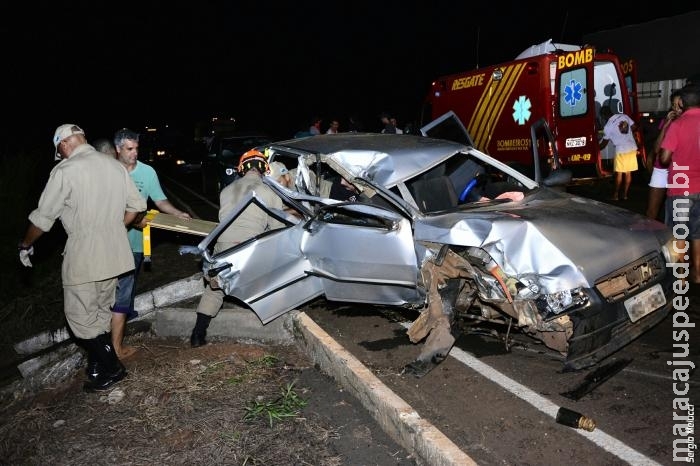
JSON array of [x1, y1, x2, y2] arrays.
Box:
[[422, 39, 645, 180]]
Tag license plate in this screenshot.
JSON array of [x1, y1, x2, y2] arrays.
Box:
[[624, 283, 666, 322], [565, 137, 586, 148]]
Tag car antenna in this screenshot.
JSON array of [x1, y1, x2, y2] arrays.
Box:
[[559, 10, 568, 42], [475, 26, 480, 69]]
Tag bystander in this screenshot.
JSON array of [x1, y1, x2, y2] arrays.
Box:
[[309, 116, 322, 135], [646, 90, 681, 220], [380, 113, 397, 134], [659, 84, 700, 283], [93, 138, 117, 158], [113, 128, 191, 358], [326, 119, 340, 134], [600, 110, 640, 201]]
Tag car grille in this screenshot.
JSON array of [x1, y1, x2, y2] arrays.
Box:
[[594, 252, 666, 303]]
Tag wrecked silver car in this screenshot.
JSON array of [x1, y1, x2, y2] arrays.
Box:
[[191, 119, 677, 377]]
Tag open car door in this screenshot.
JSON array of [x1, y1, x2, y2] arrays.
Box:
[[420, 110, 475, 147], [200, 190, 420, 323], [199, 193, 324, 324]]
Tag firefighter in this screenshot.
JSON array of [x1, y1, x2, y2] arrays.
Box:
[[190, 150, 288, 346]]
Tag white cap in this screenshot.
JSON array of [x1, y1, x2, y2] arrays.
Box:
[[53, 124, 84, 160]]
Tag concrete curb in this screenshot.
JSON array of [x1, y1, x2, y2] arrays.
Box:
[[293, 312, 476, 466], [13, 273, 206, 356], [152, 307, 296, 345], [135, 273, 205, 317]]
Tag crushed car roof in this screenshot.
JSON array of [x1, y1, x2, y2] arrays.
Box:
[[270, 133, 470, 187]]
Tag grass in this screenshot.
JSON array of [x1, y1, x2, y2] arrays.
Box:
[[243, 381, 309, 427]]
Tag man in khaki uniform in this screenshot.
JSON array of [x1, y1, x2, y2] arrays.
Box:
[[18, 123, 146, 392], [190, 150, 286, 346]]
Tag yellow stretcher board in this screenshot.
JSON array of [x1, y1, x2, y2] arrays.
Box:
[[142, 210, 219, 262], [146, 211, 218, 236]]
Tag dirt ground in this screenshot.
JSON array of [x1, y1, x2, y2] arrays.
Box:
[[0, 337, 416, 466], [0, 233, 416, 466]]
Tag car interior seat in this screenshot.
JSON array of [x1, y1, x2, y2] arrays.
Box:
[[409, 176, 458, 213]]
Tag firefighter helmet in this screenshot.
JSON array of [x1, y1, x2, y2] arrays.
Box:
[[237, 149, 269, 175]]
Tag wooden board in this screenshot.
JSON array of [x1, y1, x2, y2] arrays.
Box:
[[147, 212, 218, 237]]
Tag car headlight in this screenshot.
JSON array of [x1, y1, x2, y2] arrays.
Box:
[[175, 159, 185, 166], [536, 287, 587, 319], [662, 238, 685, 264], [546, 289, 574, 313]]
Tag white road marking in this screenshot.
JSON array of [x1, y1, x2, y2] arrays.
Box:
[[400, 322, 662, 466]]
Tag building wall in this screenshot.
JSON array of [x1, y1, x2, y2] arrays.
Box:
[[582, 11, 700, 82]]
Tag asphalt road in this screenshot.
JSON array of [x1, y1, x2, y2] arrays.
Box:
[[300, 297, 698, 465], [161, 165, 698, 465]]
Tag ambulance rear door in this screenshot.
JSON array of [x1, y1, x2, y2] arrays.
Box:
[[554, 48, 600, 179]]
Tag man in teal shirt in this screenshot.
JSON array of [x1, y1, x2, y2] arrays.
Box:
[[113, 128, 191, 358]]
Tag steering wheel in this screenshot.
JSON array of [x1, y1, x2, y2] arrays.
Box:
[[459, 177, 479, 202]]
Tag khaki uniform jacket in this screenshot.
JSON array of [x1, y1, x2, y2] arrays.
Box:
[[28, 144, 147, 285], [217, 171, 285, 245]]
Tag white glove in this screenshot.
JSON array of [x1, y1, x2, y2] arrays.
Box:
[[19, 246, 34, 267]]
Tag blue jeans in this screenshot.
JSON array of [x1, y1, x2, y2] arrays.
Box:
[[114, 252, 144, 320]]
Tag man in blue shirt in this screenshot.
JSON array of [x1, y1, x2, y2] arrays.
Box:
[[113, 128, 191, 358]]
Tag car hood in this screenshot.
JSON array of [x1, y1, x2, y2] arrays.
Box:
[[414, 188, 670, 291]]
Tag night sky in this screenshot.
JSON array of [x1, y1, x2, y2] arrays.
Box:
[[3, 2, 697, 149]]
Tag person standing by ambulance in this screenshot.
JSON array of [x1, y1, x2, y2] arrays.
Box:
[[600, 109, 640, 201]]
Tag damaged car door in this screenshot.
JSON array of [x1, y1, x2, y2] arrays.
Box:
[[301, 202, 421, 305], [199, 189, 421, 324]]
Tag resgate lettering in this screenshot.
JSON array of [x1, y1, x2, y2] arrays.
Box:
[[452, 73, 486, 91]]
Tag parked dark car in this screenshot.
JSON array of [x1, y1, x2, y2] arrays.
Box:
[[142, 135, 208, 177], [170, 140, 209, 175], [202, 133, 272, 193]]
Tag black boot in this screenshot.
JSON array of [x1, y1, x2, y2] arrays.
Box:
[[82, 334, 127, 393], [85, 358, 100, 381], [78, 338, 100, 381], [190, 313, 212, 348]]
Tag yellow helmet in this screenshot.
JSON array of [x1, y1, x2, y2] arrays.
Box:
[[237, 149, 269, 175]]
